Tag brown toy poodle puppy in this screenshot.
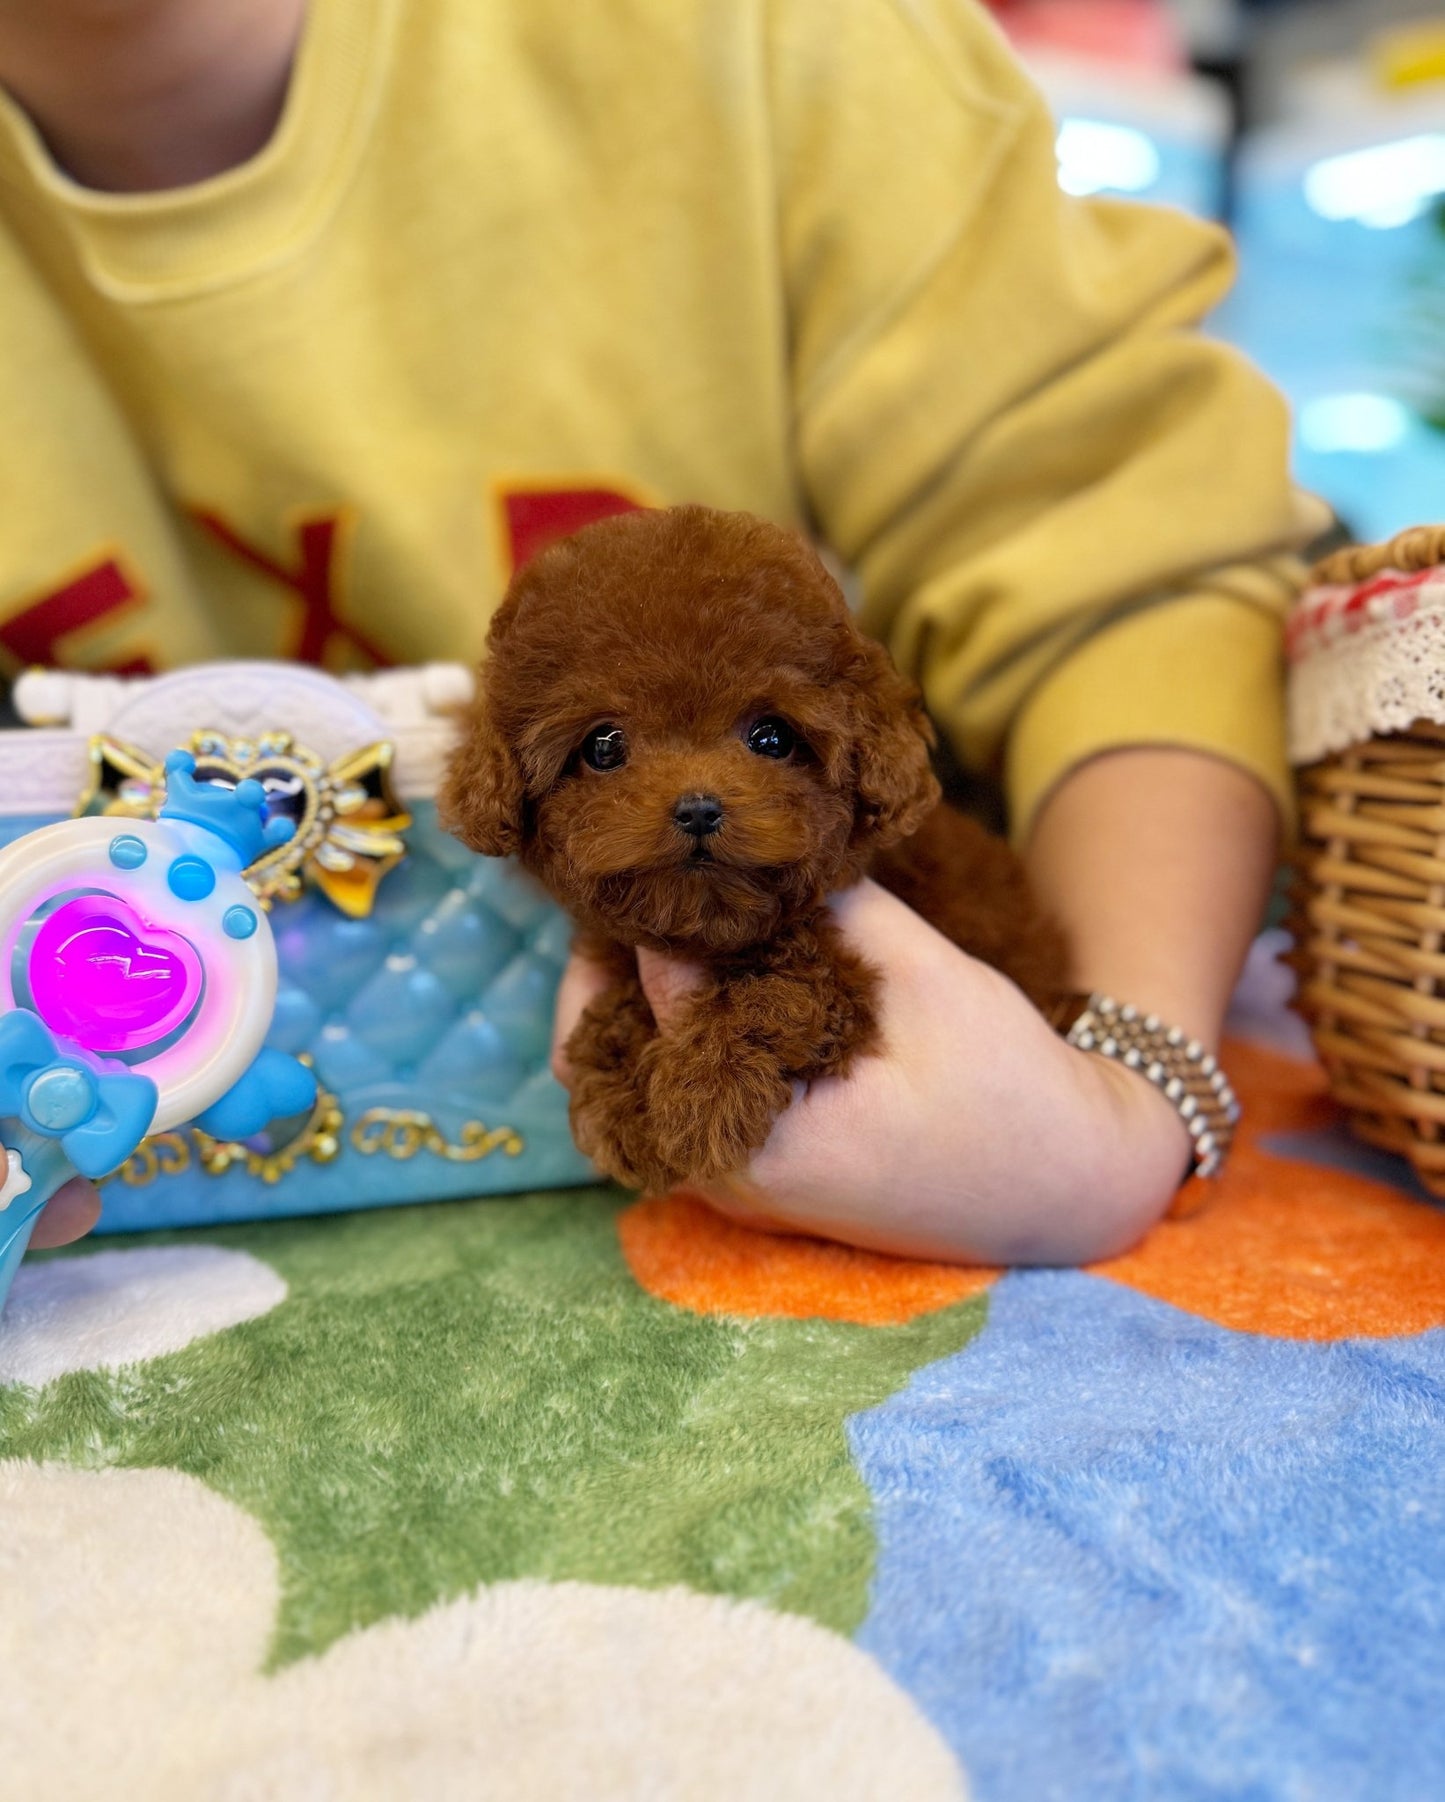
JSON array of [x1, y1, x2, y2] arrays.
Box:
[[442, 505, 1068, 1194]]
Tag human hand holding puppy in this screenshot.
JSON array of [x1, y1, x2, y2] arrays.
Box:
[[551, 726, 1279, 1267], [550, 878, 1194, 1266]]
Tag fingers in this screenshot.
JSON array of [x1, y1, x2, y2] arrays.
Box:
[[688, 1170, 802, 1237], [634, 945, 706, 1030], [552, 939, 709, 1090], [829, 876, 959, 965], [550, 948, 619, 1087], [29, 1175, 101, 1249]]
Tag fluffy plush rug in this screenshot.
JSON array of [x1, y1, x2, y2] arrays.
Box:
[[3, 938, 1444, 1801]]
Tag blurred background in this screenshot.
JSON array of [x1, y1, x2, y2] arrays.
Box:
[[992, 0, 1445, 546]]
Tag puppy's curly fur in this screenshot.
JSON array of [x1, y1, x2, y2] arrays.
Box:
[[442, 505, 1068, 1194]]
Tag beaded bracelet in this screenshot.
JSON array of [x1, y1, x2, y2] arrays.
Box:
[[1048, 992, 1240, 1179]]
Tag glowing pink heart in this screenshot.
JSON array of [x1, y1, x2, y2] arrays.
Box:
[[27, 895, 203, 1053]]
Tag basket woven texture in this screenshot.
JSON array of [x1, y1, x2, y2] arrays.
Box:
[[1289, 525, 1445, 1194]]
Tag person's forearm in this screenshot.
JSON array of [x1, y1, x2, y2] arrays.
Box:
[[0, 0, 303, 191], [1024, 746, 1280, 1054]]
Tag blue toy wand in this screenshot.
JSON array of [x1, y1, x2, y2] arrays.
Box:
[[0, 751, 316, 1314]]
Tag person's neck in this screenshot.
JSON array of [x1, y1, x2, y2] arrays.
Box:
[[0, 0, 306, 192]]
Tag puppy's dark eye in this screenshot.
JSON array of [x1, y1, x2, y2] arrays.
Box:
[[746, 716, 797, 760], [581, 724, 628, 771]]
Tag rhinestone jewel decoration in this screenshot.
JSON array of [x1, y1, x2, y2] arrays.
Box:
[[80, 730, 411, 917]]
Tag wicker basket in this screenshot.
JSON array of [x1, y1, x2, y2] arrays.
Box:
[[1287, 525, 1445, 1194]]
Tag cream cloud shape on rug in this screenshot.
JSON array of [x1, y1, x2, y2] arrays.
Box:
[[0, 1463, 967, 1802], [0, 1246, 287, 1386]]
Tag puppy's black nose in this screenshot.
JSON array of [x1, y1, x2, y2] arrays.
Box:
[[673, 794, 724, 838]]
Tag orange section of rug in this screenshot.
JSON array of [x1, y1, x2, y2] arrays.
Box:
[[618, 1039, 1445, 1340], [1090, 1038, 1445, 1340], [618, 1193, 998, 1325]]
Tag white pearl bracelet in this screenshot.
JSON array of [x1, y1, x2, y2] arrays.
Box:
[[1050, 992, 1240, 1179]]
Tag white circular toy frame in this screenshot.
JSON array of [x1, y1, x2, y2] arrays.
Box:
[[0, 818, 277, 1134]]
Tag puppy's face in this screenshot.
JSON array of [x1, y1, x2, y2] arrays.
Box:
[[442, 506, 940, 954]]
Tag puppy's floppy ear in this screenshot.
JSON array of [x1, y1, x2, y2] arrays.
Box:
[[439, 695, 526, 857], [439, 588, 533, 856], [850, 640, 941, 851]]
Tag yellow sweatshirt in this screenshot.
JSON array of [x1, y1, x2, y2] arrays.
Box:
[[0, 0, 1325, 837]]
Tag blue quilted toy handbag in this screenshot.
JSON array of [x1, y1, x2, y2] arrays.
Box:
[[0, 661, 593, 1231]]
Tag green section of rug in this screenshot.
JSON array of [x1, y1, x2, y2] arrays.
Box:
[[0, 1188, 985, 1667]]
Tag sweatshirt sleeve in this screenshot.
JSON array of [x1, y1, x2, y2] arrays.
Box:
[[766, 0, 1329, 840]]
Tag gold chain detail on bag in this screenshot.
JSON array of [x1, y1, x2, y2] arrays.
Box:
[[102, 1069, 344, 1188], [110, 1133, 193, 1187], [193, 1083, 345, 1184], [101, 1092, 524, 1183], [350, 1109, 525, 1162]]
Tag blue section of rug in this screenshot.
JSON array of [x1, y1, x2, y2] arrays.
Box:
[[851, 1269, 1445, 1802]]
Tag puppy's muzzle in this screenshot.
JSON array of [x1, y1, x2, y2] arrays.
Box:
[[673, 793, 724, 839]]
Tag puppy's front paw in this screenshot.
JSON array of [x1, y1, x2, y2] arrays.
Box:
[[569, 1087, 657, 1189], [642, 1046, 794, 1191], [565, 983, 660, 1187]]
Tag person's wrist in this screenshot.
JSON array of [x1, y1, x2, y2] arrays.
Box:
[[1051, 986, 1240, 1181], [1067, 1045, 1194, 1217]]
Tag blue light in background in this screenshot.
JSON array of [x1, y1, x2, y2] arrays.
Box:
[[1221, 114, 1445, 541], [1056, 118, 1163, 196], [1051, 110, 1224, 216], [1304, 133, 1445, 229], [1298, 393, 1412, 455], [1034, 55, 1228, 223], [1036, 57, 1445, 541]]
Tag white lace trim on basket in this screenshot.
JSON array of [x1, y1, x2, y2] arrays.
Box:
[[1288, 566, 1445, 765]]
